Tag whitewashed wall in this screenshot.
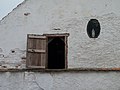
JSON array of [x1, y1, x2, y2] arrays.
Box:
[[0, 71, 120, 90], [0, 0, 120, 68]]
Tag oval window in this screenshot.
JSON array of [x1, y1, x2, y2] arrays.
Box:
[[87, 19, 101, 38]]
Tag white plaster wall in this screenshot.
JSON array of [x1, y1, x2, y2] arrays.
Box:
[[0, 72, 120, 90], [0, 0, 120, 68]]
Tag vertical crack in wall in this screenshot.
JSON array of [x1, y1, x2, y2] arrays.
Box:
[[32, 73, 44, 90], [33, 81, 44, 90]]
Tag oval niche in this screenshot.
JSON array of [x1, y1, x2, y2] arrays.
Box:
[[87, 19, 101, 38]]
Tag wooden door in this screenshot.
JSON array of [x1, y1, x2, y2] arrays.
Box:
[[26, 34, 46, 68]]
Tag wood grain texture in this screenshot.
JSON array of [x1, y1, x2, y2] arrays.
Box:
[[26, 34, 46, 68]]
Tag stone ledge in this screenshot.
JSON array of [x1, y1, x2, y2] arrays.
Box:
[[0, 68, 120, 72]]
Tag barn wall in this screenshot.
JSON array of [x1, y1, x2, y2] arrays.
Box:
[[0, 71, 120, 90], [0, 0, 120, 68]]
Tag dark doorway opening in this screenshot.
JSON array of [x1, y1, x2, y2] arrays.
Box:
[[48, 37, 65, 69]]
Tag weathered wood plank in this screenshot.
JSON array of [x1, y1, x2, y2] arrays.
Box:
[[28, 35, 46, 39], [28, 49, 46, 53], [26, 34, 46, 69], [27, 66, 45, 69]]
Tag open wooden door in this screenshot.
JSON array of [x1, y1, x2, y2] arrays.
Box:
[[26, 34, 46, 69]]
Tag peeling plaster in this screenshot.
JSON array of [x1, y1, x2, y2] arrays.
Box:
[[0, 0, 120, 89], [0, 0, 120, 69]]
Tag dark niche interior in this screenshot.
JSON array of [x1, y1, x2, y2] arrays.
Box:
[[87, 19, 101, 38], [48, 37, 65, 69]]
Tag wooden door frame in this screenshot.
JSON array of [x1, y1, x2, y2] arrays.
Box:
[[44, 33, 69, 69]]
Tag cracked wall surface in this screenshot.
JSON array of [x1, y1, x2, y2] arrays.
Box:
[[0, 72, 120, 90], [0, 0, 120, 69]]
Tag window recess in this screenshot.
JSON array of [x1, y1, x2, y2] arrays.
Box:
[[26, 33, 69, 69]]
